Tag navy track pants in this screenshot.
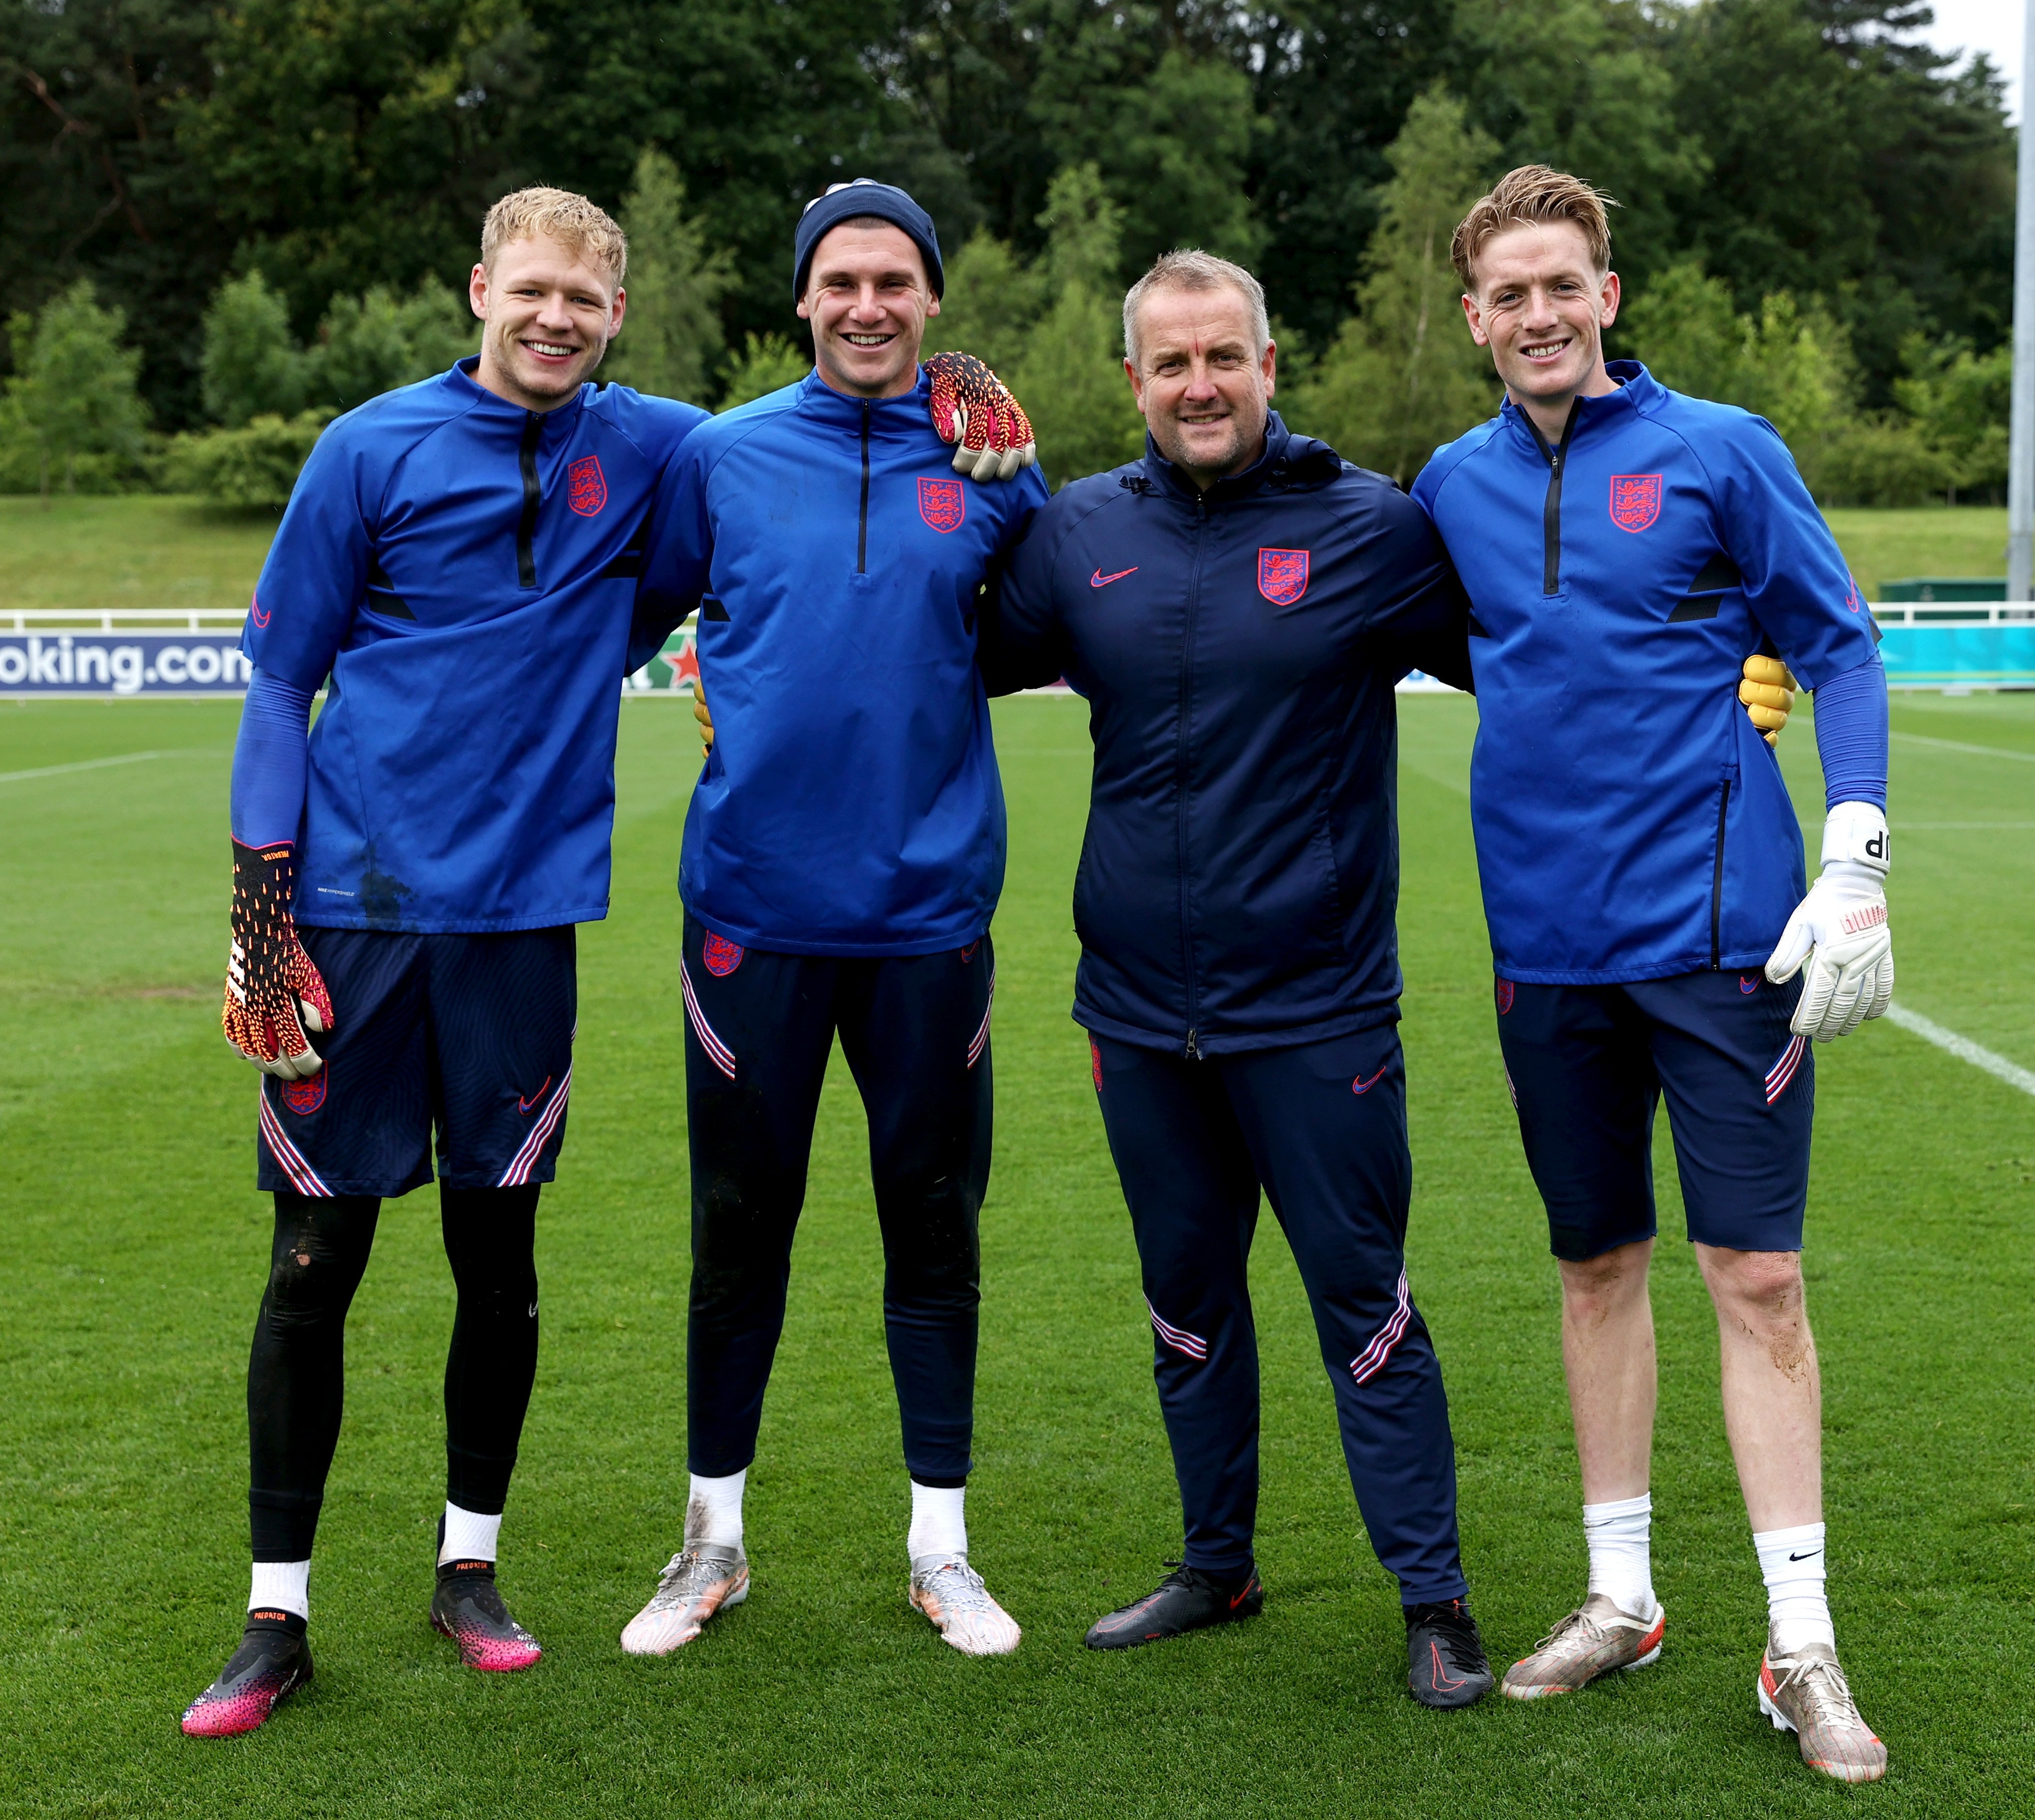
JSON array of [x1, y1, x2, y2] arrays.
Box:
[[1090, 1024, 1468, 1604], [680, 913, 994, 1486]]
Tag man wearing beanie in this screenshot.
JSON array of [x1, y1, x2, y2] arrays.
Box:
[[620, 181, 1050, 1659]]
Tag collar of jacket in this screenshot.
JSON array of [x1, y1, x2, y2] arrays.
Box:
[[1496, 358, 1660, 452], [1133, 410, 1343, 505], [446, 355, 590, 439], [794, 364, 933, 435]]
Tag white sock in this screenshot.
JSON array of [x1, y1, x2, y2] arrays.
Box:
[[1754, 1520, 1835, 1655], [249, 1560, 310, 1622], [685, 1469, 747, 1549], [439, 1502, 502, 1567], [1582, 1493, 1656, 1619], [907, 1480, 967, 1567]]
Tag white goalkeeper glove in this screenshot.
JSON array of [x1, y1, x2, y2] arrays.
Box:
[[1763, 801, 1892, 1042]]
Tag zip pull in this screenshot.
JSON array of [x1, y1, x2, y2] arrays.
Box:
[[1185, 1029, 1202, 1059]]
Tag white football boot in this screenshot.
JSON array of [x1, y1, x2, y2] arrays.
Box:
[[908, 1554, 1021, 1657]]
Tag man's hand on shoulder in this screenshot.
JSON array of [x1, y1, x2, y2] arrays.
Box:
[[1764, 802, 1892, 1041], [925, 352, 1038, 482], [694, 678, 713, 757], [223, 840, 334, 1078], [1740, 655, 1797, 748]]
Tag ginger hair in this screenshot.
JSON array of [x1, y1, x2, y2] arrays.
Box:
[[1451, 166, 1616, 293], [481, 187, 629, 287]]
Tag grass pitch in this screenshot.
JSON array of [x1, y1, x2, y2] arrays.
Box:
[[3, 683, 2032, 1818]]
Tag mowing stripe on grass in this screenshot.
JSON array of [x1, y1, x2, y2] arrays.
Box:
[[0, 748, 202, 785], [1892, 731, 2035, 764], [1885, 1002, 2035, 1098]]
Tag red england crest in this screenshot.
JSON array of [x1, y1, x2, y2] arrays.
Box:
[[1608, 473, 1661, 533], [281, 1071, 327, 1115], [703, 932, 745, 977], [1494, 978, 1515, 1016], [568, 455, 607, 518], [918, 477, 965, 533], [1258, 547, 1310, 605]]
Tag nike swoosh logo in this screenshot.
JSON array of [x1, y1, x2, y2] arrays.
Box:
[[1428, 1640, 1466, 1689], [249, 597, 272, 629], [1090, 567, 1138, 587], [518, 1075, 552, 1114], [1351, 1066, 1388, 1096], [1230, 1580, 1258, 1610], [1788, 1549, 1823, 1561]]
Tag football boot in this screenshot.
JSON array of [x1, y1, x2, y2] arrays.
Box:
[[431, 1558, 543, 1671], [908, 1554, 1022, 1657], [1084, 1561, 1263, 1650], [1405, 1599, 1494, 1709], [621, 1544, 750, 1656], [1501, 1593, 1665, 1699], [1758, 1636, 1887, 1783], [181, 1610, 312, 1738]]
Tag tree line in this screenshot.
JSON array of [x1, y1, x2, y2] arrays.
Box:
[[1, 0, 2015, 504]]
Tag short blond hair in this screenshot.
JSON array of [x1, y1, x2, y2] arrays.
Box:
[[481, 187, 629, 286], [1451, 166, 1616, 292], [1123, 250, 1269, 369]]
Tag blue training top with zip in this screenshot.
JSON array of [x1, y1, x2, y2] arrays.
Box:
[[242, 357, 707, 934], [1411, 361, 1879, 985], [983, 415, 1467, 1055], [636, 367, 1049, 958]]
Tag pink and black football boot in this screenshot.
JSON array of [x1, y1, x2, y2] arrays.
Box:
[[430, 1557, 543, 1672], [181, 1609, 313, 1737]]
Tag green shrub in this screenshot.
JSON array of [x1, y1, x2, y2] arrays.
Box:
[[162, 411, 330, 507], [0, 282, 152, 499]]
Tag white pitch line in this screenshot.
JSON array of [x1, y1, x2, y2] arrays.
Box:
[[1884, 1003, 2035, 1099], [1891, 731, 2035, 764], [0, 749, 201, 785]]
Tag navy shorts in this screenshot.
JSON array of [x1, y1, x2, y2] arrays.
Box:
[[1493, 968, 1812, 1261], [254, 927, 576, 1199]]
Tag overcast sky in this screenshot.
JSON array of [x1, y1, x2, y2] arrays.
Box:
[[1917, 0, 2024, 125]]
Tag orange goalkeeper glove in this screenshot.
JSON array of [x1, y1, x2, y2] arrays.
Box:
[[223, 839, 334, 1079], [926, 351, 1038, 482]]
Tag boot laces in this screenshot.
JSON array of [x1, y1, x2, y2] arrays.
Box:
[[1773, 1650, 1860, 1725]]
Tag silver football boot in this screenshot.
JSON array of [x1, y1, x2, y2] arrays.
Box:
[[620, 1502, 749, 1657], [908, 1554, 1021, 1657], [1758, 1634, 1887, 1783], [1501, 1593, 1665, 1698]]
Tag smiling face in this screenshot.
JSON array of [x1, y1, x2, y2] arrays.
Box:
[[1125, 284, 1276, 489], [469, 233, 625, 412], [797, 222, 940, 400], [1460, 220, 1620, 436]]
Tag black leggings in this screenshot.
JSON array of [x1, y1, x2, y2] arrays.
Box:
[[247, 1185, 540, 1561]]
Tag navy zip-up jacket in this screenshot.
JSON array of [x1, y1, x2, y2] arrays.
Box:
[[637, 368, 1048, 955], [983, 415, 1468, 1055]]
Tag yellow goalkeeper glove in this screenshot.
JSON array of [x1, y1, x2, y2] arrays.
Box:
[[1739, 654, 1796, 748]]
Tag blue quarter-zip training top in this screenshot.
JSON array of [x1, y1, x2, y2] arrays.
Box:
[[242, 358, 707, 932], [636, 367, 1050, 956], [982, 415, 1467, 1054], [1411, 361, 1879, 984]]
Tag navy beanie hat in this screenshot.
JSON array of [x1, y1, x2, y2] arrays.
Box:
[[793, 180, 944, 300]]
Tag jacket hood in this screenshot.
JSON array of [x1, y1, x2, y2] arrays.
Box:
[[1134, 411, 1345, 503]]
